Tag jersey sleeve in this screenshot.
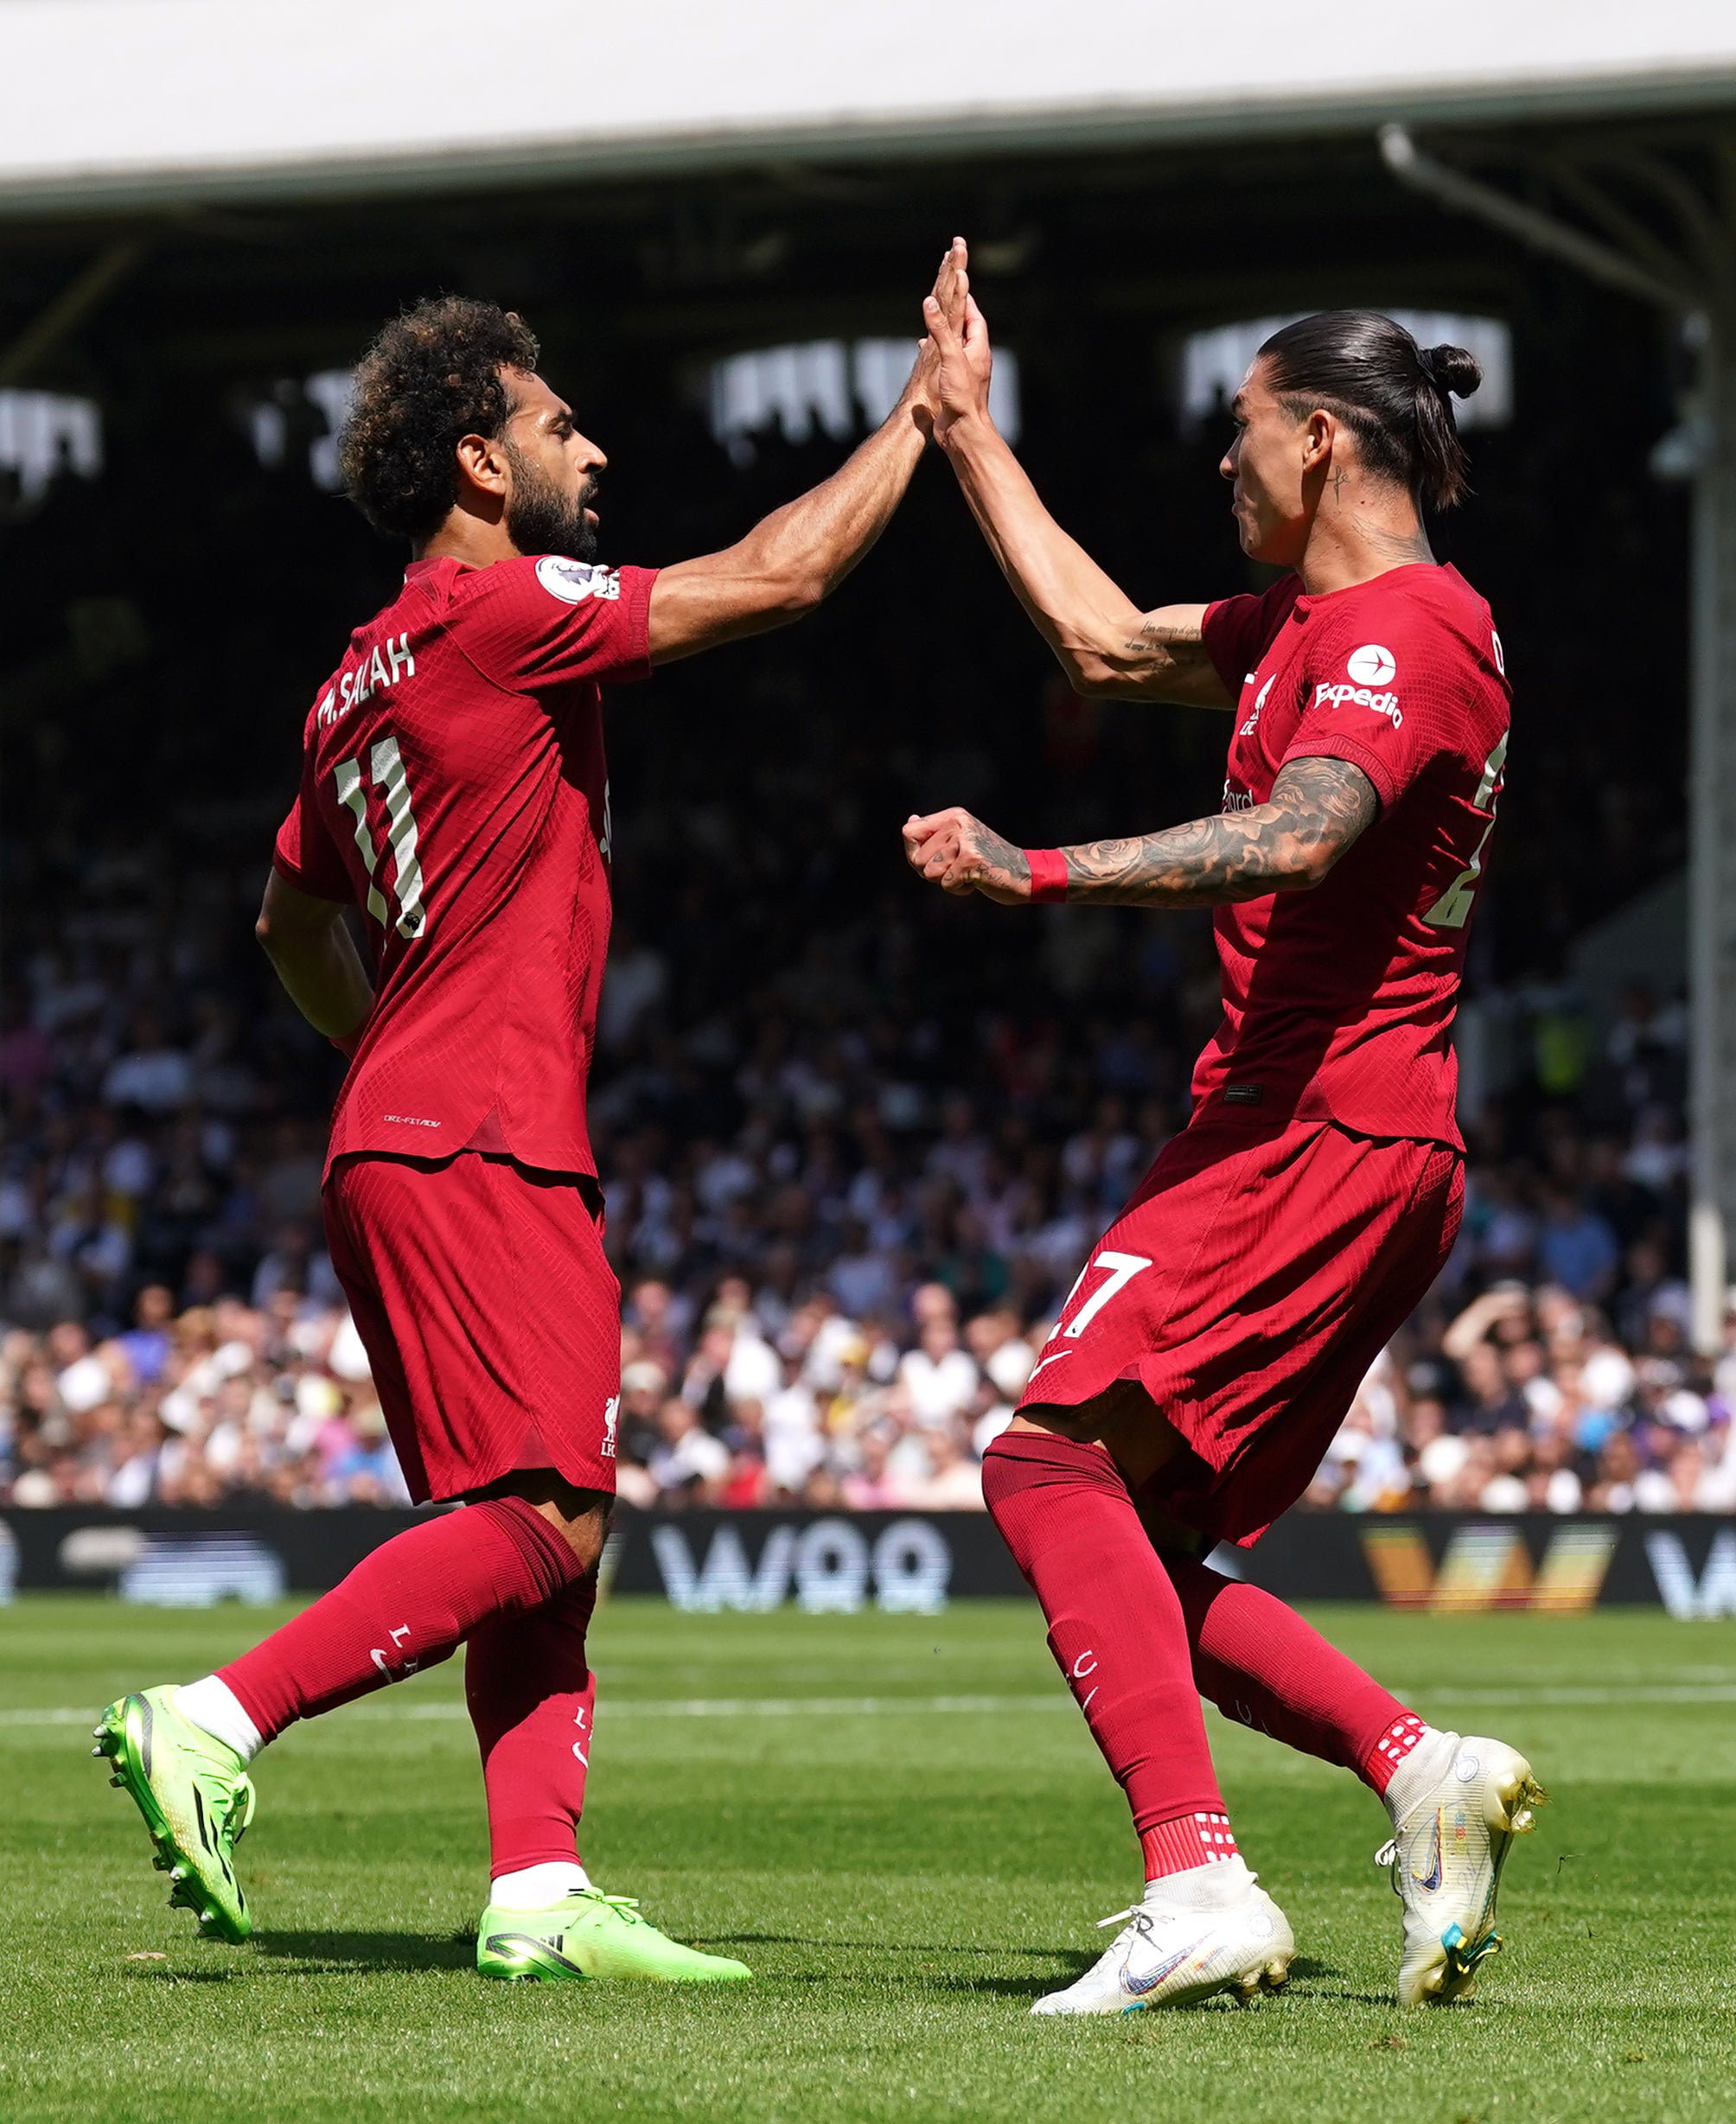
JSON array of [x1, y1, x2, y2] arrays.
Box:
[[1199, 577, 1300, 697], [271, 725, 354, 902], [1279, 599, 1470, 811], [453, 557, 657, 695]]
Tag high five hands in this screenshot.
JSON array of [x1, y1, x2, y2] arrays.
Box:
[[909, 237, 992, 439], [921, 239, 994, 446]]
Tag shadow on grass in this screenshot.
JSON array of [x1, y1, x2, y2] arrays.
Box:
[[1284, 1957, 1339, 1984], [928, 1968, 1093, 2001], [1278, 1955, 1399, 2006], [706, 1934, 1088, 1961], [930, 1952, 1344, 2006], [251, 1930, 476, 1973]]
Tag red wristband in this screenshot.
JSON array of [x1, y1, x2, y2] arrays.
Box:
[[1024, 848, 1069, 903]]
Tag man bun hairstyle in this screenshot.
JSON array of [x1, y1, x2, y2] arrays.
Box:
[[1256, 309, 1483, 512], [338, 296, 541, 542]]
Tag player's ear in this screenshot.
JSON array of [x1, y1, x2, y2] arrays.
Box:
[[454, 431, 509, 505]]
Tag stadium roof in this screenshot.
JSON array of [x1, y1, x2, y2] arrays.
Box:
[[3, 0, 1735, 215]]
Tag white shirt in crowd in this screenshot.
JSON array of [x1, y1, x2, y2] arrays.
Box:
[[897, 1344, 978, 1428], [723, 1328, 782, 1407]]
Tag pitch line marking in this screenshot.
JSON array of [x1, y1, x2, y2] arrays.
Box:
[[9, 1681, 1736, 1732]]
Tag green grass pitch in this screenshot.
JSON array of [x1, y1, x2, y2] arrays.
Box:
[[2, 1593, 1733, 2123]]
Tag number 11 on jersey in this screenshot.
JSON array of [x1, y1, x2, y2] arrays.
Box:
[[335, 735, 428, 940]]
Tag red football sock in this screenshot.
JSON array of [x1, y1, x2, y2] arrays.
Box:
[[467, 1573, 599, 1878], [983, 1430, 1229, 1878], [1159, 1551, 1422, 1794], [220, 1498, 582, 1742], [1140, 1811, 1239, 1878]]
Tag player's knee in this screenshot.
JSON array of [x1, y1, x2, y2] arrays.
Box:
[[478, 1471, 613, 1572], [981, 1425, 1120, 1521], [544, 1483, 613, 1568]]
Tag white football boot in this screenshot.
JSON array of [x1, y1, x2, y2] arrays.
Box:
[[1376, 1728, 1545, 2006], [1031, 1858, 1294, 2017]]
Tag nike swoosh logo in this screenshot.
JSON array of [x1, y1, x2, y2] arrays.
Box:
[[1413, 1811, 1444, 1892], [1124, 1941, 1200, 1996], [1026, 1350, 1074, 1381]]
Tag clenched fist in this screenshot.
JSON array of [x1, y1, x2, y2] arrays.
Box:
[[901, 807, 1033, 904]]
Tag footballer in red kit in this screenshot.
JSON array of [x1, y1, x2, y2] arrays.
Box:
[[273, 549, 655, 1502], [902, 255, 1544, 2013], [95, 251, 973, 1980]]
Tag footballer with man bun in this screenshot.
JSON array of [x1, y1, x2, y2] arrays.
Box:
[[93, 247, 967, 1983], [904, 252, 1543, 2013]]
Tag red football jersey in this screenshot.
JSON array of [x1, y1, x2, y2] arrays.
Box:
[[1197, 562, 1510, 1148], [273, 552, 657, 1177]]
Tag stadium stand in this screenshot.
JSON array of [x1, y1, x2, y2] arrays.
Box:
[[2, 718, 1722, 1515]]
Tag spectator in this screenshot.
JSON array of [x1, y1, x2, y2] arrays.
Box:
[[898, 1313, 979, 1431], [100, 1011, 193, 1113], [1535, 1188, 1620, 1301], [649, 1396, 731, 1505]]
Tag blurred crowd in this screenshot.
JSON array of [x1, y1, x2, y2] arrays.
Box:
[[3, 220, 1705, 1515], [2, 849, 1726, 1518]]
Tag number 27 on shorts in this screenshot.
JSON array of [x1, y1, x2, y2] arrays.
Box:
[[1059, 1250, 1153, 1339]]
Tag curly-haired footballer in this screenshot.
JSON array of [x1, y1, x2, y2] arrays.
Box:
[[903, 257, 1541, 2014], [94, 252, 965, 1984]]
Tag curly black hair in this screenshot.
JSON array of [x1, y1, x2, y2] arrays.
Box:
[[337, 296, 540, 542]]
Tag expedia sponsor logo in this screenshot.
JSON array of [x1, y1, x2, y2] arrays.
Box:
[[1314, 679, 1401, 726], [1347, 642, 1396, 685]]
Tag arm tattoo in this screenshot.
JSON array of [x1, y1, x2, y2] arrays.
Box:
[[1059, 756, 1379, 908], [1115, 613, 1214, 674]]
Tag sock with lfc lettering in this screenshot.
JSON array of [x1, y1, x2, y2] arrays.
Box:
[[1158, 1550, 1426, 1795], [214, 1498, 583, 1744], [467, 1572, 600, 1880], [982, 1429, 1232, 1884]]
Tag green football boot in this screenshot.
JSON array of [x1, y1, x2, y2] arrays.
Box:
[[93, 1687, 257, 1943], [476, 1891, 752, 1983]]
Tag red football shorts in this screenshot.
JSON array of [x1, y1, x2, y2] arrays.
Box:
[[322, 1151, 622, 1505], [1018, 1113, 1463, 1547]]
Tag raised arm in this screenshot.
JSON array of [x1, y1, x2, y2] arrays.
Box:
[[923, 252, 1228, 709], [645, 246, 964, 666], [646, 398, 927, 664], [256, 869, 373, 1046], [901, 757, 1379, 909]]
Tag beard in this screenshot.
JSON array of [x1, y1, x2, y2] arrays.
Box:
[[502, 443, 599, 563]]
